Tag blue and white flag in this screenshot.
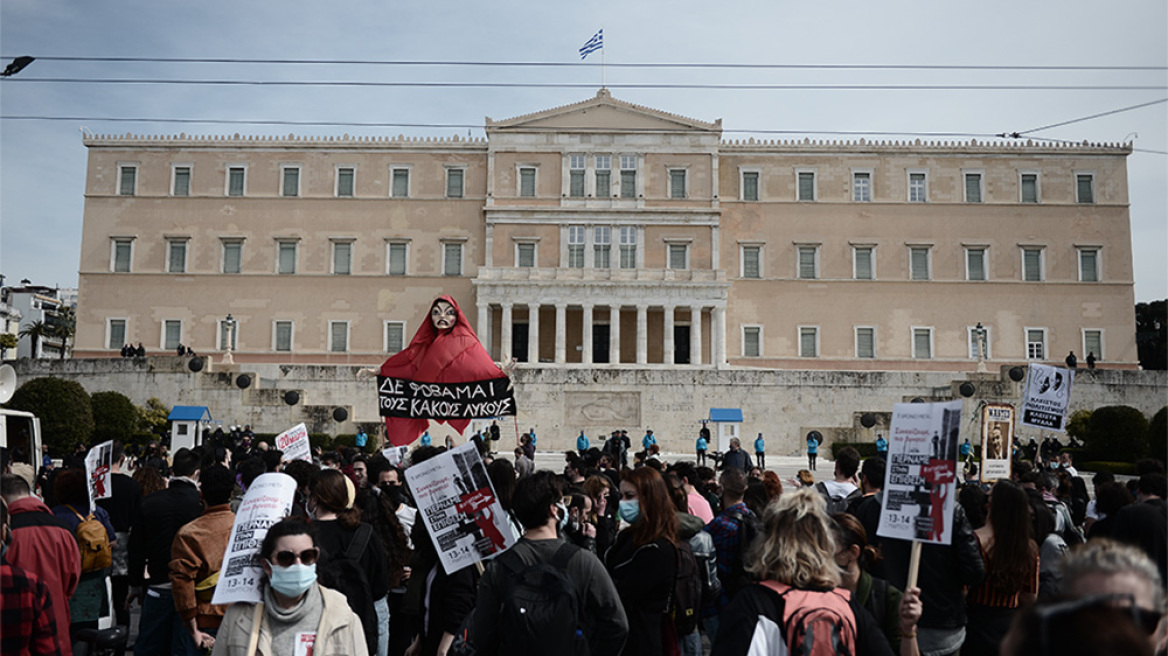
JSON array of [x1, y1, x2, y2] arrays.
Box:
[[579, 29, 603, 59]]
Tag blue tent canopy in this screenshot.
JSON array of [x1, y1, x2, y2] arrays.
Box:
[[709, 408, 743, 422], [168, 406, 212, 422]]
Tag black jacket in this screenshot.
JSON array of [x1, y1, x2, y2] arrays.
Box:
[[127, 478, 202, 587], [605, 531, 676, 656]]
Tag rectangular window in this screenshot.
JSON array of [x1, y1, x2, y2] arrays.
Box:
[[336, 168, 355, 197], [799, 326, 819, 358], [913, 328, 933, 359], [329, 321, 349, 353], [172, 166, 191, 196], [569, 155, 585, 198], [969, 326, 992, 359], [1076, 174, 1095, 204], [743, 326, 761, 357], [391, 168, 410, 198], [1022, 248, 1044, 282], [1021, 173, 1039, 203], [281, 166, 300, 197], [1079, 248, 1099, 282], [167, 240, 188, 274], [669, 169, 687, 199], [278, 241, 298, 274], [909, 172, 927, 202], [567, 226, 585, 268], [333, 241, 352, 275], [386, 322, 406, 354], [274, 321, 293, 352], [595, 156, 612, 197], [446, 169, 465, 198], [668, 244, 688, 270], [517, 243, 536, 268], [742, 171, 759, 201], [218, 320, 239, 351], [119, 165, 137, 196], [620, 155, 637, 199], [1026, 328, 1047, 360], [520, 167, 537, 197], [853, 247, 873, 280], [222, 240, 242, 274], [619, 227, 637, 269], [797, 171, 816, 201], [443, 242, 463, 276], [742, 246, 761, 279], [852, 172, 871, 202], [593, 227, 611, 269], [966, 248, 987, 281], [797, 246, 818, 280], [108, 319, 126, 350], [163, 320, 182, 350], [856, 327, 875, 358], [112, 239, 133, 273], [964, 172, 983, 203], [1083, 330, 1103, 361], [228, 167, 246, 196], [387, 242, 408, 275], [910, 247, 930, 281]]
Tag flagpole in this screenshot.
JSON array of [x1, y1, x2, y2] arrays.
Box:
[[601, 27, 606, 89]]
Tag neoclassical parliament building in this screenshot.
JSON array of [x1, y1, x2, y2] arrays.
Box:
[[74, 90, 1138, 372]]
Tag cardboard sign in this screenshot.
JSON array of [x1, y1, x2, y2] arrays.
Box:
[[1021, 363, 1074, 431], [274, 423, 312, 462], [980, 403, 1015, 482], [877, 400, 962, 545], [405, 442, 517, 574], [84, 440, 114, 508], [211, 473, 297, 605], [378, 376, 516, 419]]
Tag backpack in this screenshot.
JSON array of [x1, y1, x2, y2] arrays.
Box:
[[723, 508, 762, 599], [316, 523, 379, 656], [66, 505, 112, 572], [670, 539, 704, 636], [497, 542, 586, 656], [815, 482, 863, 516], [760, 580, 858, 656]]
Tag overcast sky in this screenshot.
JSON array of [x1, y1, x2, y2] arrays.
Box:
[[2, 0, 1164, 301]]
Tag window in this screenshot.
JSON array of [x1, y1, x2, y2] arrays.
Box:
[[172, 166, 191, 196], [799, 326, 819, 358], [118, 165, 137, 196], [964, 172, 984, 203], [167, 239, 188, 274], [1020, 172, 1039, 203], [273, 321, 293, 352], [336, 167, 355, 197], [163, 320, 182, 350], [519, 167, 537, 197], [912, 327, 933, 359], [853, 246, 874, 280], [852, 171, 871, 202], [281, 166, 300, 197], [593, 227, 611, 269], [218, 319, 239, 350], [856, 327, 876, 358], [391, 168, 410, 198], [446, 168, 465, 198], [797, 170, 816, 201], [332, 241, 352, 275], [107, 319, 127, 350], [668, 244, 688, 270], [278, 241, 298, 274], [619, 227, 637, 269], [329, 321, 349, 353], [620, 155, 637, 198], [516, 243, 536, 268], [386, 242, 408, 275], [968, 326, 992, 359], [1083, 329, 1103, 361], [1026, 328, 1047, 360], [443, 242, 463, 276], [111, 239, 133, 273], [910, 247, 931, 281], [222, 240, 242, 274], [595, 155, 612, 197], [741, 245, 761, 279], [669, 169, 687, 199], [227, 166, 246, 196], [742, 171, 760, 201], [1078, 248, 1100, 282], [569, 155, 585, 198], [1076, 173, 1095, 204], [743, 326, 761, 357], [797, 246, 818, 280], [385, 321, 406, 354], [908, 172, 927, 202], [966, 247, 987, 281], [1022, 248, 1044, 282], [567, 226, 585, 268]]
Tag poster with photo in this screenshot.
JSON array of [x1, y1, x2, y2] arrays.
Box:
[[274, 423, 312, 462], [84, 440, 114, 508], [1021, 363, 1074, 432], [877, 400, 962, 545], [405, 442, 518, 574], [980, 403, 1015, 482], [212, 473, 297, 605], [382, 445, 410, 468]]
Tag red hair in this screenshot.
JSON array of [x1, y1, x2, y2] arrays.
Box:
[[622, 467, 678, 547]]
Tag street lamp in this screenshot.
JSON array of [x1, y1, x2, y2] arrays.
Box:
[[973, 322, 988, 373], [223, 314, 237, 365]]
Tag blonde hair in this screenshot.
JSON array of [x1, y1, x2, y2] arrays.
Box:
[[747, 488, 841, 590]]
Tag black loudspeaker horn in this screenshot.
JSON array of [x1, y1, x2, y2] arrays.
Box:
[[333, 407, 348, 422], [283, 390, 300, 406], [959, 382, 976, 397], [1008, 366, 1026, 382], [235, 374, 251, 389], [188, 357, 204, 372], [860, 413, 877, 428]]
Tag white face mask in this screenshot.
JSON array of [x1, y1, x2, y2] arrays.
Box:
[[555, 502, 569, 530]]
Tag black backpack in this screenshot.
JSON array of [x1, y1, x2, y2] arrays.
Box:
[[723, 508, 762, 599], [497, 542, 586, 656], [671, 540, 704, 636], [316, 523, 378, 656]]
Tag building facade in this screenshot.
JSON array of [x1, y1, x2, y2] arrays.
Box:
[[2, 282, 73, 359], [74, 90, 1138, 371]]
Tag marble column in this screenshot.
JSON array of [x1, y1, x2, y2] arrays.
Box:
[[555, 304, 567, 364], [500, 303, 513, 362], [527, 303, 540, 364], [477, 303, 490, 352], [636, 306, 648, 364], [691, 306, 703, 366], [582, 304, 594, 364], [610, 306, 621, 364], [663, 305, 675, 365], [713, 306, 726, 368]]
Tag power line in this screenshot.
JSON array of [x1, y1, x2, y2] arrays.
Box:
[[1014, 98, 1168, 135]]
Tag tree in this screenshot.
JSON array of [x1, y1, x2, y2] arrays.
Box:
[[17, 321, 47, 358], [1136, 300, 1167, 370], [5, 377, 94, 455], [0, 332, 17, 359], [91, 390, 140, 443], [49, 306, 76, 360], [1066, 409, 1091, 445], [137, 397, 170, 437], [1150, 407, 1167, 449], [1084, 405, 1150, 462]]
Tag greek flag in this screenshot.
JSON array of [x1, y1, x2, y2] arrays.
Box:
[[579, 29, 603, 60]]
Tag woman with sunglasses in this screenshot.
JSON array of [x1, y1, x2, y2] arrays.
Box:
[[211, 518, 368, 655]]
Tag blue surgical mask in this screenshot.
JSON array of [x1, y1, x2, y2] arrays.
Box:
[[618, 499, 640, 523], [269, 563, 317, 598]]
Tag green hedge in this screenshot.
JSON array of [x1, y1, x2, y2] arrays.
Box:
[[333, 433, 377, 454], [1078, 461, 1138, 476], [830, 442, 880, 459]]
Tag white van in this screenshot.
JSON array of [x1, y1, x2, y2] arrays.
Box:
[[0, 408, 43, 478]]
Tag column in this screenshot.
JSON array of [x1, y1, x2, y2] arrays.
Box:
[[691, 306, 703, 366], [713, 306, 727, 368], [477, 303, 490, 351], [555, 304, 567, 364], [527, 303, 540, 364], [636, 305, 648, 364], [663, 305, 675, 365], [500, 303, 513, 362], [582, 304, 594, 364], [610, 306, 621, 364]]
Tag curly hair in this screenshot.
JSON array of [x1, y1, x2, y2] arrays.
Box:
[[748, 488, 840, 590]]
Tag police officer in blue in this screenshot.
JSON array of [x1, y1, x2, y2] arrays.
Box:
[[754, 433, 766, 470], [576, 430, 590, 457]]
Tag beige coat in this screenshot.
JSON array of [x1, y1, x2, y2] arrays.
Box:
[[210, 585, 369, 656]]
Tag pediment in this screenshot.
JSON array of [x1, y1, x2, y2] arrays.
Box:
[[486, 89, 721, 134]]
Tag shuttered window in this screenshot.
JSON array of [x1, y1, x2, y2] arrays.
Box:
[[799, 327, 818, 357], [743, 172, 759, 201], [856, 328, 875, 358], [798, 247, 818, 279], [854, 247, 873, 280], [964, 173, 982, 203], [913, 328, 932, 359], [967, 248, 986, 281], [742, 246, 761, 279], [910, 247, 930, 280], [1077, 174, 1094, 204], [1023, 248, 1043, 282], [743, 327, 761, 357], [797, 172, 815, 201]]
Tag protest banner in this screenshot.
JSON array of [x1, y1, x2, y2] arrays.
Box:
[[980, 403, 1015, 482], [1021, 363, 1074, 431], [382, 445, 410, 468], [378, 376, 516, 420], [212, 473, 297, 605], [274, 423, 312, 462], [877, 400, 962, 546], [84, 440, 114, 509], [405, 442, 517, 574]]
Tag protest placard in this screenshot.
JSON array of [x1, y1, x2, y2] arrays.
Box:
[[274, 423, 312, 462], [980, 403, 1015, 482], [877, 400, 962, 546], [1021, 363, 1074, 431], [405, 442, 517, 574], [378, 376, 516, 420], [84, 440, 113, 508], [211, 473, 297, 605], [382, 445, 409, 468]]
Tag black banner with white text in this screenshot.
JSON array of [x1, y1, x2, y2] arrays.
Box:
[[377, 376, 516, 419]]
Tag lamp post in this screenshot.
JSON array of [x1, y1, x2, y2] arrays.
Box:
[[974, 322, 988, 373], [223, 314, 236, 365]]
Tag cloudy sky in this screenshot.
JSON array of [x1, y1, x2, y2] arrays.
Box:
[[2, 0, 1164, 301]]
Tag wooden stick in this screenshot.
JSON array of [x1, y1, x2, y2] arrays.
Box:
[[906, 540, 923, 590], [246, 602, 264, 656]]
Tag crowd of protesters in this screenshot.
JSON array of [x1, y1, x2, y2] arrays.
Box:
[[1, 422, 1164, 656]]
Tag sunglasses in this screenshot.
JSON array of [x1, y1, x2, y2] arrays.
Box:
[[269, 548, 320, 568]]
